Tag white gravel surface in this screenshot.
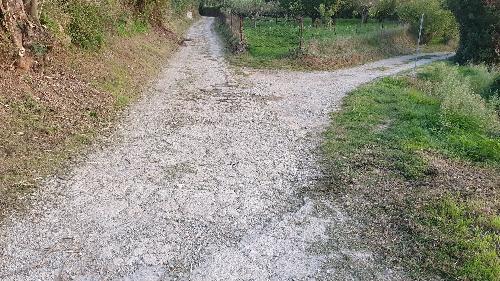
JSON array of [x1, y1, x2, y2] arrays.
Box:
[[0, 18, 451, 280]]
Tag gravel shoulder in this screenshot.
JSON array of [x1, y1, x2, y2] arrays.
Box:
[[0, 17, 451, 280]]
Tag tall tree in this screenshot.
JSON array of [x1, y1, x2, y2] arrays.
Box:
[[447, 0, 499, 64]]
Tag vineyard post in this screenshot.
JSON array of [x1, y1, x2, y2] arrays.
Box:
[[239, 15, 243, 44], [298, 17, 304, 51], [414, 13, 425, 74]]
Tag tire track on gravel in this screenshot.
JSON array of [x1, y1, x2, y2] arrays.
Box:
[[0, 17, 451, 280]]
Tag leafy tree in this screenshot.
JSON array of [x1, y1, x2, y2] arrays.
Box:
[[446, 0, 499, 64], [351, 0, 378, 23], [279, 0, 304, 17], [397, 0, 458, 44], [317, 0, 345, 28], [370, 0, 396, 23], [227, 0, 265, 19], [261, 1, 285, 19]]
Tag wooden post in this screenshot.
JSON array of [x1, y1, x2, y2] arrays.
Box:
[[299, 17, 304, 51], [239, 15, 244, 44]]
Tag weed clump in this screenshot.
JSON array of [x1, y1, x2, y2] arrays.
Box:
[[68, 0, 105, 49], [437, 71, 499, 133]]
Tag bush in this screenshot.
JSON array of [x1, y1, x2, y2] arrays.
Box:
[[422, 62, 500, 116], [446, 0, 499, 64], [397, 0, 458, 44], [68, 1, 105, 49], [423, 63, 500, 134], [116, 14, 150, 37]]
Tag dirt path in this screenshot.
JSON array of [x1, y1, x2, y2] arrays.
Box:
[[0, 18, 450, 280]]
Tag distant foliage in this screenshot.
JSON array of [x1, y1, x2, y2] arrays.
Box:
[[370, 0, 397, 22], [446, 0, 499, 64], [397, 0, 458, 44], [68, 0, 105, 49], [39, 0, 197, 50], [223, 0, 279, 17]]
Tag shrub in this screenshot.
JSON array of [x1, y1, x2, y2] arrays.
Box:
[[397, 0, 458, 44], [430, 66, 500, 134], [68, 1, 105, 49], [446, 0, 499, 64], [421, 62, 500, 116], [116, 14, 150, 37]]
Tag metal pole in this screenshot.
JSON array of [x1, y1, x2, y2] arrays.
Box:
[[414, 13, 424, 73]]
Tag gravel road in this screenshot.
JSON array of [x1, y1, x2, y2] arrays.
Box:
[[0, 18, 451, 280]]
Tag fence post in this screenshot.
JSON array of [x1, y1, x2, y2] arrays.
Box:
[[299, 17, 304, 52], [239, 15, 244, 44], [414, 13, 425, 74]]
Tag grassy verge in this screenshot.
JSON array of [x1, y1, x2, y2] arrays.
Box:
[[0, 6, 196, 220], [222, 17, 455, 70], [323, 61, 499, 280]]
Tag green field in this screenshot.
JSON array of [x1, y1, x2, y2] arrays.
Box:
[[218, 17, 455, 70], [222, 17, 422, 70], [244, 18, 400, 59]]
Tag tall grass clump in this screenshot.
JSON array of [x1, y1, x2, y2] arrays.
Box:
[[417, 62, 500, 163], [437, 71, 499, 133]]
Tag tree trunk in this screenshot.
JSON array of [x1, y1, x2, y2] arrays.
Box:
[[1, 0, 38, 69], [361, 9, 368, 24], [26, 0, 39, 25], [239, 15, 243, 44], [311, 16, 318, 28], [298, 17, 304, 51]]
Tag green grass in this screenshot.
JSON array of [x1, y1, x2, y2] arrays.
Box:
[[423, 198, 500, 280], [223, 17, 421, 70], [116, 16, 150, 37], [219, 17, 455, 70], [244, 18, 399, 59], [323, 62, 500, 280]]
